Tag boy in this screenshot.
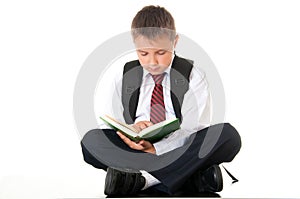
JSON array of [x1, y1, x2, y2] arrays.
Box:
[[81, 5, 241, 196]]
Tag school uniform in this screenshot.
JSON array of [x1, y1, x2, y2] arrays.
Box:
[[81, 55, 241, 194]]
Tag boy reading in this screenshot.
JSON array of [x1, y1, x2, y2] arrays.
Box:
[[81, 5, 241, 196]]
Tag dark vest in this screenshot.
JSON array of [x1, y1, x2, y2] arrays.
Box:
[[121, 55, 193, 124]]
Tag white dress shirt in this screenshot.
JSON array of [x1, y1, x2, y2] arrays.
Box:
[[96, 56, 211, 155]]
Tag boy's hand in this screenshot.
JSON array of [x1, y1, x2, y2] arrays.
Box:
[[132, 121, 153, 132], [117, 131, 156, 154]]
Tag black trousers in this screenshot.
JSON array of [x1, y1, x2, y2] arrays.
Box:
[[81, 123, 241, 194]]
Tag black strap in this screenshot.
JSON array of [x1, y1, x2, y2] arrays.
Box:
[[170, 56, 193, 122], [122, 60, 143, 124], [222, 165, 239, 184]]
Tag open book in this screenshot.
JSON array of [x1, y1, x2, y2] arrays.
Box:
[[100, 115, 180, 142]]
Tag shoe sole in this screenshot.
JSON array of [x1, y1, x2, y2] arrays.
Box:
[[104, 167, 117, 195], [211, 165, 223, 192]]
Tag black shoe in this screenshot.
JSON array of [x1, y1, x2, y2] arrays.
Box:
[[104, 167, 146, 196], [185, 165, 223, 193], [198, 165, 223, 192], [203, 165, 223, 192]]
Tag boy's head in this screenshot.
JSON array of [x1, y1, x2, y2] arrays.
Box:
[[131, 5, 178, 75]]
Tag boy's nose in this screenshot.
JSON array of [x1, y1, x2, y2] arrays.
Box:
[[149, 55, 158, 65]]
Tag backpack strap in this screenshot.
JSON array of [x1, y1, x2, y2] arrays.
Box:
[[121, 55, 193, 124], [222, 165, 239, 184], [122, 60, 143, 124], [170, 56, 193, 122]]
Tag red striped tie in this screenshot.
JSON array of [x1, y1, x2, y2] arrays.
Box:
[[150, 73, 166, 124]]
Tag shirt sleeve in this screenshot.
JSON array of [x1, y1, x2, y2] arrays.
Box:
[[95, 66, 125, 129], [153, 66, 211, 155]]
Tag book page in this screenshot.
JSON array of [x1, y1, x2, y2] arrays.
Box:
[[105, 115, 138, 133], [138, 118, 177, 137], [100, 115, 138, 139]]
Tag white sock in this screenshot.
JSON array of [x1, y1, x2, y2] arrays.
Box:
[[140, 170, 161, 190]]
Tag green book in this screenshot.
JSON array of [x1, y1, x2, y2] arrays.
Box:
[[100, 115, 180, 143]]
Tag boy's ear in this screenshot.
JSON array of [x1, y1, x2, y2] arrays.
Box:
[[174, 35, 179, 48]]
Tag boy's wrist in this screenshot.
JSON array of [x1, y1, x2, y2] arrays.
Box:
[[145, 145, 156, 154]]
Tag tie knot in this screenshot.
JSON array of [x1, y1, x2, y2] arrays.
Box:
[[151, 73, 165, 84]]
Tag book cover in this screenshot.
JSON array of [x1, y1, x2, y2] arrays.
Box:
[[99, 115, 180, 142]]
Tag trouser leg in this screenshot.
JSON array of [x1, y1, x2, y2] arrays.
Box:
[[81, 129, 145, 170], [81, 138, 107, 170], [150, 123, 241, 194], [80, 123, 241, 194]]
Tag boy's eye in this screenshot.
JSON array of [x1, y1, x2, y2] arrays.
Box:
[[157, 50, 166, 55], [140, 52, 148, 56]]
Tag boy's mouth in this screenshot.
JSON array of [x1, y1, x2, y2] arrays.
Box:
[[149, 66, 159, 70], [147, 67, 161, 73]]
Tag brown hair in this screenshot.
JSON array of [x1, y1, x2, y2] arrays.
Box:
[[131, 5, 176, 41]]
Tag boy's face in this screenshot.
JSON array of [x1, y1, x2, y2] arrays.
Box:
[[134, 35, 178, 75]]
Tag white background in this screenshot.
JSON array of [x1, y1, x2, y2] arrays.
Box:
[[1, 0, 300, 198]]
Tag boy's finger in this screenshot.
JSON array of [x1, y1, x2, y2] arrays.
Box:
[[140, 123, 147, 129], [116, 131, 123, 137], [117, 131, 143, 149], [117, 131, 129, 141], [145, 121, 153, 127], [138, 140, 144, 145]]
